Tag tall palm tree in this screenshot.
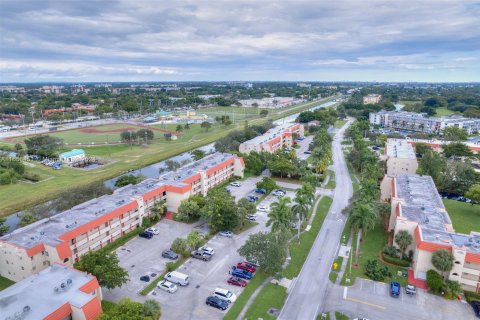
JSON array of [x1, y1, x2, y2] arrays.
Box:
[[350, 203, 377, 264], [431, 249, 454, 279], [394, 230, 413, 259], [267, 197, 292, 237], [292, 194, 309, 242], [298, 183, 315, 205]]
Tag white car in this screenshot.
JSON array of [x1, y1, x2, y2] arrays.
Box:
[[247, 214, 257, 221], [213, 288, 237, 303], [257, 205, 268, 212], [157, 280, 178, 293], [199, 246, 215, 255], [219, 230, 233, 237], [230, 182, 241, 187], [146, 227, 159, 235]]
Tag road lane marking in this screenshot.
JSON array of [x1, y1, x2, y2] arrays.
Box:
[[343, 287, 348, 299], [345, 297, 386, 310]]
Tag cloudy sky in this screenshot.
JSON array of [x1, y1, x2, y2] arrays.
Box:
[[1, 0, 479, 82]]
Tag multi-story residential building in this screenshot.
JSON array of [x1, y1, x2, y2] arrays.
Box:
[[406, 138, 480, 154], [363, 94, 382, 104], [239, 123, 304, 154], [384, 139, 418, 176], [382, 175, 480, 292], [370, 111, 480, 134], [0, 152, 244, 282], [0, 263, 102, 320]]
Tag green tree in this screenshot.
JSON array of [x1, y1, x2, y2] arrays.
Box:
[[136, 129, 154, 143], [442, 126, 468, 141], [442, 142, 473, 158], [177, 199, 200, 222], [291, 193, 309, 241], [418, 150, 446, 185], [19, 213, 37, 227], [238, 231, 289, 277], [200, 121, 212, 132], [260, 109, 268, 117], [184, 123, 190, 130], [200, 189, 239, 231], [99, 298, 153, 320], [256, 177, 278, 193], [76, 251, 129, 291], [150, 200, 166, 220], [0, 217, 9, 236], [267, 197, 292, 236], [350, 202, 377, 263], [443, 280, 462, 298], [176, 124, 183, 132], [191, 149, 206, 161], [414, 143, 432, 156], [426, 269, 444, 293], [394, 230, 413, 259], [171, 237, 189, 257], [465, 184, 480, 204], [115, 174, 144, 188], [143, 299, 161, 320], [187, 230, 203, 250], [24, 135, 63, 157], [431, 249, 454, 278]]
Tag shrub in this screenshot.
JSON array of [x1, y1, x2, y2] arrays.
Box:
[[23, 171, 41, 182], [365, 260, 391, 281], [382, 253, 410, 267], [171, 238, 189, 257], [465, 291, 480, 303], [383, 246, 399, 258], [166, 262, 176, 272], [426, 269, 444, 293]]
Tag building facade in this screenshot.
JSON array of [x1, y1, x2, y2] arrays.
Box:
[[384, 139, 418, 176], [382, 175, 480, 292], [60, 149, 86, 165], [0, 263, 102, 320], [363, 94, 382, 104], [239, 123, 304, 154], [0, 152, 244, 282], [370, 111, 480, 135]]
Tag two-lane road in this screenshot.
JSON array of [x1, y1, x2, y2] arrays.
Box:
[[278, 119, 354, 320]]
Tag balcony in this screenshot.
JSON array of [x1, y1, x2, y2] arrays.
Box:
[[461, 272, 480, 282], [465, 262, 480, 272]]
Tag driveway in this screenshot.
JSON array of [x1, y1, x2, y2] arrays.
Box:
[[227, 176, 263, 201], [324, 278, 476, 320], [103, 219, 206, 302], [296, 135, 314, 160]]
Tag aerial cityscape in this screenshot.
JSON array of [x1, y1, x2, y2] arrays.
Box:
[[0, 1, 479, 320]]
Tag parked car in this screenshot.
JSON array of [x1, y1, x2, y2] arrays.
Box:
[[470, 301, 480, 318], [272, 190, 286, 196], [199, 246, 215, 255], [230, 182, 241, 187], [231, 267, 253, 280], [191, 250, 212, 261], [219, 230, 233, 238], [257, 205, 268, 212], [247, 195, 259, 202], [146, 227, 159, 235], [236, 262, 256, 273], [162, 249, 178, 260], [255, 188, 266, 194], [213, 288, 237, 303], [165, 271, 190, 286], [140, 275, 150, 282], [303, 151, 312, 154], [157, 280, 178, 293], [139, 231, 154, 239], [405, 284, 416, 295], [390, 281, 401, 297], [206, 296, 229, 311], [227, 276, 247, 287], [247, 214, 257, 221]]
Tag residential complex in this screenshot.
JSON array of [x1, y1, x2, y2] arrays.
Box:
[[0, 263, 102, 320], [369, 111, 480, 134], [406, 138, 480, 153], [382, 174, 480, 293], [384, 139, 418, 176], [0, 152, 244, 282], [363, 94, 382, 104], [239, 123, 304, 154]]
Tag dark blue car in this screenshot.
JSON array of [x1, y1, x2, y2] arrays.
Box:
[[390, 281, 400, 297], [231, 267, 253, 280], [255, 188, 266, 194]]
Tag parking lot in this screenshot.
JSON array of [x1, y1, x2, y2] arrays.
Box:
[[324, 278, 476, 320], [103, 176, 295, 320], [295, 135, 314, 160]]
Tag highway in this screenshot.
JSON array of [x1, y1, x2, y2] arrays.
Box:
[[278, 118, 353, 320]]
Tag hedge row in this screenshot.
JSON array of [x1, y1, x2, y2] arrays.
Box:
[[382, 253, 411, 267]]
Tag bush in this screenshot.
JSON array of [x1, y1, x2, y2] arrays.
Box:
[[166, 262, 176, 272], [364, 259, 391, 281], [426, 269, 444, 293], [382, 253, 411, 267], [465, 291, 480, 303], [383, 246, 399, 258], [171, 238, 189, 257], [22, 171, 41, 182]]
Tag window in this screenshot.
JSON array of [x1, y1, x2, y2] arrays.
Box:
[[63, 258, 69, 263], [105, 222, 108, 228]]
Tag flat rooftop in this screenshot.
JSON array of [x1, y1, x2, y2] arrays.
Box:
[[243, 123, 300, 145], [0, 152, 237, 249], [386, 139, 416, 160], [395, 175, 445, 212], [421, 228, 480, 254], [401, 204, 450, 231], [0, 264, 96, 320]]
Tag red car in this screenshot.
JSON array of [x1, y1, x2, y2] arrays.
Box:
[[227, 276, 248, 287], [236, 262, 256, 273]]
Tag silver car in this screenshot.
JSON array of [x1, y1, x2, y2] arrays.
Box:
[[157, 280, 178, 293]]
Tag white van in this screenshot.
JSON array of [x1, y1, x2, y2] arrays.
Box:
[[164, 271, 190, 286], [213, 288, 237, 303]]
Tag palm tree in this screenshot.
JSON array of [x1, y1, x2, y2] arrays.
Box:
[[267, 197, 292, 236], [359, 179, 379, 201], [431, 249, 454, 279], [292, 194, 309, 242], [394, 230, 413, 259], [375, 202, 391, 230], [298, 182, 315, 205], [187, 230, 202, 250], [350, 203, 377, 264], [150, 200, 166, 220]]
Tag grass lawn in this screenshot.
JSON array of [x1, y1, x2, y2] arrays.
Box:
[[101, 300, 117, 313], [283, 197, 333, 279], [243, 283, 288, 320], [0, 275, 15, 291], [326, 170, 336, 189], [335, 312, 349, 320], [329, 271, 338, 283], [443, 199, 479, 234], [223, 272, 268, 320], [341, 223, 408, 287], [435, 107, 456, 117], [334, 119, 347, 129]]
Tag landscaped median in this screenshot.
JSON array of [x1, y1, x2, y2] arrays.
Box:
[[243, 283, 288, 320], [139, 257, 187, 296]]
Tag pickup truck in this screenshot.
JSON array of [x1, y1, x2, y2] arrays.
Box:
[[191, 250, 212, 261], [405, 284, 416, 295]]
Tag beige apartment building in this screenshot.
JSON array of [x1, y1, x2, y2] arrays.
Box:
[[383, 175, 480, 292], [384, 139, 418, 176], [239, 123, 304, 154], [363, 94, 382, 104], [0, 152, 244, 282]]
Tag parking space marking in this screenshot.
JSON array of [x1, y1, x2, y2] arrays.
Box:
[[346, 297, 387, 310], [343, 287, 348, 299]]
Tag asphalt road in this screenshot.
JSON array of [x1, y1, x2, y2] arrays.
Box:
[[278, 118, 354, 320]]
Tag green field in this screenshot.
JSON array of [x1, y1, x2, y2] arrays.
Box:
[[0, 97, 335, 217], [435, 107, 456, 117], [0, 276, 15, 291], [243, 283, 288, 320], [443, 199, 479, 234]]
